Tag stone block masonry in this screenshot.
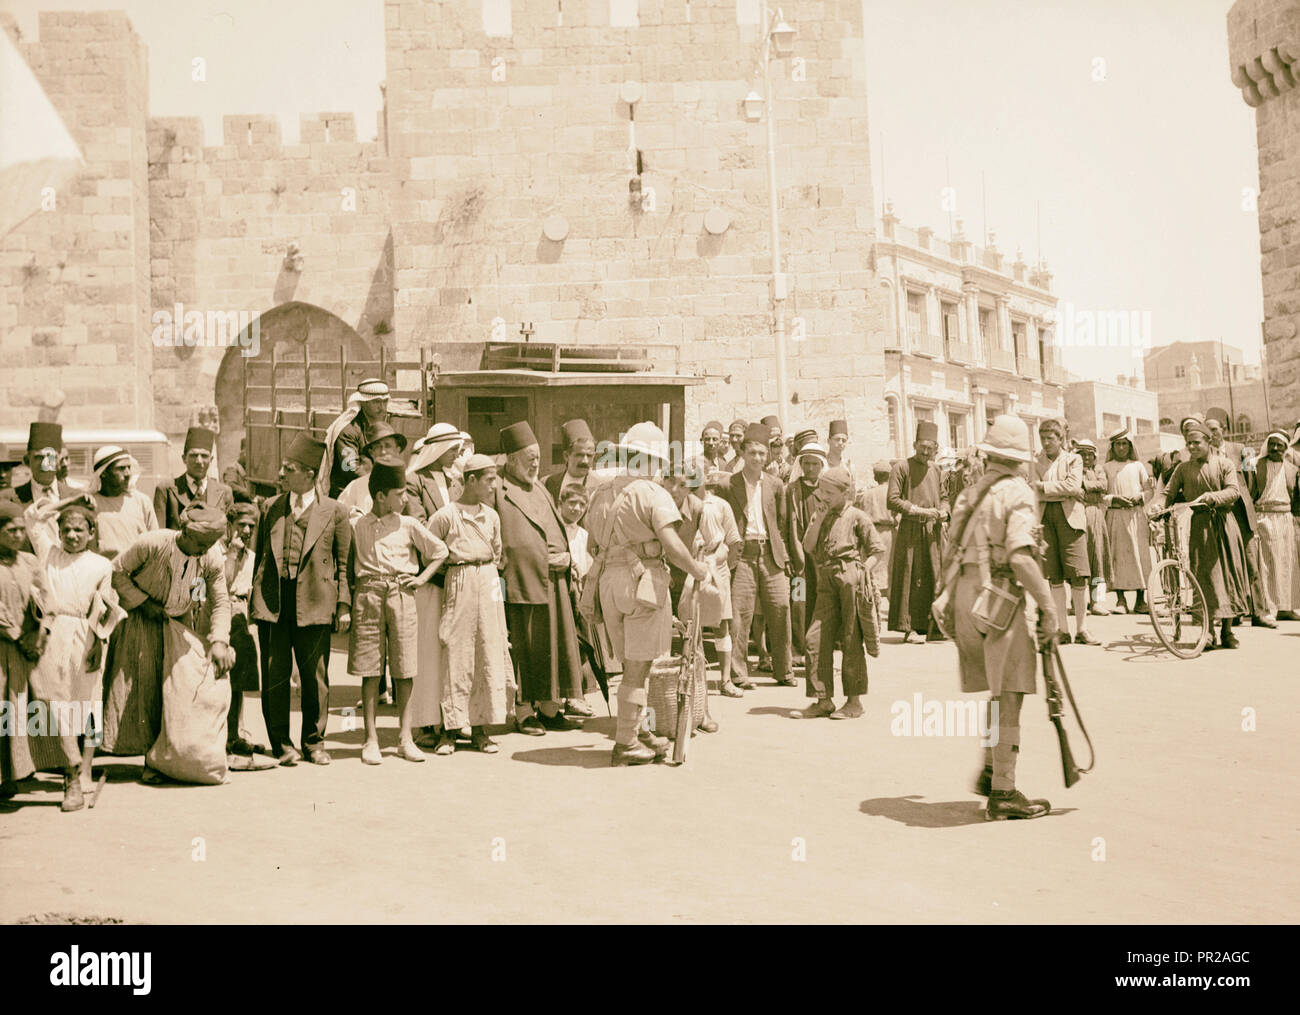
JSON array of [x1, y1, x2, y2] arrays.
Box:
[[3, 0, 890, 462], [387, 0, 888, 446], [1228, 0, 1300, 428], [0, 11, 153, 427]]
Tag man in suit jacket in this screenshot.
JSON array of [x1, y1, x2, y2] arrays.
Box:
[[723, 422, 795, 688], [543, 418, 598, 515], [154, 427, 234, 530], [250, 434, 352, 765], [0, 421, 65, 553], [1032, 418, 1096, 645], [493, 420, 585, 735]]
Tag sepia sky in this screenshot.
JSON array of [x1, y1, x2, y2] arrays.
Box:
[[5, 0, 1264, 383]]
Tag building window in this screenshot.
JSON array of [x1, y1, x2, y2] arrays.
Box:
[[1174, 365, 1186, 379], [886, 396, 899, 450], [1012, 320, 1027, 372], [1235, 414, 1252, 434], [1135, 418, 1154, 435], [1159, 417, 1175, 428], [906, 290, 926, 347], [914, 404, 935, 424], [948, 411, 968, 450], [979, 307, 995, 347], [940, 301, 958, 358], [1102, 412, 1122, 433]]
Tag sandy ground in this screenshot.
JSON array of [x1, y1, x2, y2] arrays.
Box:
[[1, 613, 1296, 924]]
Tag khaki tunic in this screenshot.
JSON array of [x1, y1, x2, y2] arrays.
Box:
[[950, 468, 1040, 696], [587, 475, 680, 663]]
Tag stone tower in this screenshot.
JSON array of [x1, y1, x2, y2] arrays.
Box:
[[1228, 0, 1300, 427], [385, 0, 887, 441]]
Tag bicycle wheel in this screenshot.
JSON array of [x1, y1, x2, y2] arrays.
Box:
[[1147, 559, 1209, 658]]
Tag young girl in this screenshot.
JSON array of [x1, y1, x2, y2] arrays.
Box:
[[1164, 421, 1250, 649], [30, 501, 125, 811], [348, 457, 448, 764], [424, 455, 512, 755]]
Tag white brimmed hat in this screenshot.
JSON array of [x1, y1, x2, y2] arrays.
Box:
[[977, 414, 1032, 464]]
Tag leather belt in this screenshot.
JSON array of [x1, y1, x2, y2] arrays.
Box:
[[741, 539, 766, 561]]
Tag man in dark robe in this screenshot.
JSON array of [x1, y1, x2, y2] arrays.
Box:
[[493, 421, 584, 735], [321, 378, 390, 500], [887, 420, 947, 643]]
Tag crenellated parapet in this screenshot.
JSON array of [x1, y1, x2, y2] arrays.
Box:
[[1228, 0, 1300, 106]]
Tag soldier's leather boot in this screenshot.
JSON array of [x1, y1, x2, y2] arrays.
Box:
[[973, 765, 993, 797], [986, 789, 1050, 821], [61, 772, 85, 813], [611, 741, 657, 767], [638, 728, 671, 760]]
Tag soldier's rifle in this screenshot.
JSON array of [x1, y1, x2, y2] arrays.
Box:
[[1030, 523, 1095, 788]]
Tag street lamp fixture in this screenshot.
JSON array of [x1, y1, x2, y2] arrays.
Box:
[[770, 14, 796, 57], [742, 90, 764, 122]]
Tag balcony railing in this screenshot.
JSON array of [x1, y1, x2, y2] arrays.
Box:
[[912, 331, 943, 358], [988, 346, 1016, 372], [1043, 362, 1067, 385], [945, 339, 974, 365]]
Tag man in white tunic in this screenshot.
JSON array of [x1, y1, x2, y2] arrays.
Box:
[[1248, 431, 1300, 621], [1102, 428, 1154, 615]]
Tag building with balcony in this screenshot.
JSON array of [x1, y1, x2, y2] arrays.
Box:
[[873, 205, 1066, 459]]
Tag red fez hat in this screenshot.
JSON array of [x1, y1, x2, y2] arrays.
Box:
[[184, 427, 216, 453], [27, 421, 62, 453], [500, 421, 538, 453], [560, 419, 594, 449], [285, 434, 326, 473]]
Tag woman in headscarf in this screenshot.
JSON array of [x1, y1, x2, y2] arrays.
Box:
[[1103, 429, 1154, 614], [1163, 420, 1251, 649]]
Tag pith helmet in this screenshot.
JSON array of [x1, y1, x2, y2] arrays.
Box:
[[977, 414, 1032, 463]]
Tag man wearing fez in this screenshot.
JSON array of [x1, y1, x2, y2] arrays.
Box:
[[493, 421, 585, 734], [785, 430, 826, 672], [726, 419, 748, 472], [887, 420, 948, 644], [154, 427, 234, 530], [826, 419, 856, 491], [91, 445, 158, 561], [700, 420, 729, 472], [250, 435, 353, 766], [723, 422, 796, 688], [544, 418, 598, 507], [1, 421, 63, 506], [1, 422, 65, 553], [321, 378, 391, 500]]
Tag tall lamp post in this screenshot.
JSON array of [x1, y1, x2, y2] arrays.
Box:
[[743, 8, 796, 430]]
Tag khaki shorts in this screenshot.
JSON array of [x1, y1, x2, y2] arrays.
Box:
[[349, 577, 419, 679], [599, 562, 672, 663]]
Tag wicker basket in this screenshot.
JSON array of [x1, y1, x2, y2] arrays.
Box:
[[646, 652, 706, 737]]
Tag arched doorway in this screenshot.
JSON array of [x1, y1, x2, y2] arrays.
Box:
[[215, 302, 375, 481]]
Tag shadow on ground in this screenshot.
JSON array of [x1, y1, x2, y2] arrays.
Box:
[[859, 796, 1077, 827]]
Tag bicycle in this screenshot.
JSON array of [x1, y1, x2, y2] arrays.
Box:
[[1145, 505, 1210, 658]]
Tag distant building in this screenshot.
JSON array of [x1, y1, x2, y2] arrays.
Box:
[[873, 207, 1066, 459], [1144, 341, 1270, 436], [1064, 378, 1159, 444]]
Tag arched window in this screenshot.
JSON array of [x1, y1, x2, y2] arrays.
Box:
[[1159, 417, 1174, 428], [1235, 414, 1252, 435]]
